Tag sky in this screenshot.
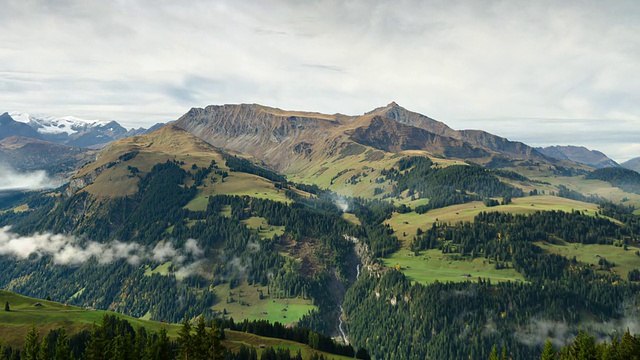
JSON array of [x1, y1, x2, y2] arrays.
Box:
[[1, 0, 639, 162]]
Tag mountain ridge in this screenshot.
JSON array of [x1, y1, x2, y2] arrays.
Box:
[[3, 111, 163, 149], [537, 145, 620, 169], [174, 102, 561, 174]]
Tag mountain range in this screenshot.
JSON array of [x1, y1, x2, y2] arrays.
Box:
[[3, 101, 640, 359], [2, 112, 150, 148]]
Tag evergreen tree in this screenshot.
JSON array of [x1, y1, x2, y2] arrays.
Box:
[[24, 326, 40, 360], [541, 339, 555, 360], [206, 324, 225, 360], [619, 328, 640, 360], [488, 345, 499, 360], [153, 328, 172, 360], [177, 316, 192, 360], [192, 316, 207, 360], [133, 327, 146, 360], [38, 331, 53, 360], [569, 330, 597, 360], [4, 302, 9, 312], [85, 324, 106, 360], [54, 326, 72, 360]]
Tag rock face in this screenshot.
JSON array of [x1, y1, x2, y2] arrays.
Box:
[[537, 145, 619, 169], [350, 116, 489, 158], [174, 104, 345, 171], [174, 102, 557, 172]]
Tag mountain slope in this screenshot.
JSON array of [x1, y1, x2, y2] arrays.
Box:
[[537, 145, 619, 168], [6, 112, 162, 149], [174, 103, 559, 176], [621, 156, 640, 172], [0, 113, 42, 140], [368, 103, 554, 162], [0, 136, 92, 175]]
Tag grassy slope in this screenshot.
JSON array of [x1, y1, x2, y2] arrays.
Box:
[[382, 249, 524, 285], [241, 217, 285, 240], [537, 241, 640, 280], [210, 283, 316, 326], [385, 195, 599, 245], [0, 290, 181, 347], [0, 290, 348, 359]]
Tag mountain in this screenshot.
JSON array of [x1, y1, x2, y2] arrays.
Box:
[[536, 145, 620, 168], [4, 103, 640, 360], [0, 112, 42, 140], [6, 112, 164, 149], [367, 103, 552, 163], [174, 102, 557, 175], [0, 136, 93, 175], [621, 156, 640, 172]]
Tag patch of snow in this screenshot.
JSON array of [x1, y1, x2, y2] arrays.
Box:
[[8, 112, 109, 135], [7, 112, 31, 124]]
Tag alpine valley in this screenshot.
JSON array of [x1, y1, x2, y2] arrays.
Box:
[[2, 103, 640, 359]]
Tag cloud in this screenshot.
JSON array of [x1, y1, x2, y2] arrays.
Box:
[[0, 164, 61, 191], [1, 1, 639, 160], [0, 226, 206, 277]]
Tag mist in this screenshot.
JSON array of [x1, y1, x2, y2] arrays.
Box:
[[0, 164, 60, 191], [0, 226, 206, 276]]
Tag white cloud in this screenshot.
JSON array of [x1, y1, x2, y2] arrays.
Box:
[[0, 164, 60, 191], [1, 0, 639, 161], [0, 226, 206, 276]]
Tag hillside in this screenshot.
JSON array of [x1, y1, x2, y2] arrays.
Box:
[[3, 103, 640, 359], [0, 136, 93, 176], [622, 156, 640, 172], [0, 290, 354, 360]]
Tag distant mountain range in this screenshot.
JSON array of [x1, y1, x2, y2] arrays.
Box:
[[536, 145, 620, 169], [1, 112, 163, 149], [3, 104, 638, 179]]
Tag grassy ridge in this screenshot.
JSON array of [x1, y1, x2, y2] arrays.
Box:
[[385, 195, 599, 245], [0, 290, 180, 347], [382, 249, 524, 285], [0, 290, 348, 359], [537, 241, 640, 280], [210, 283, 316, 325]]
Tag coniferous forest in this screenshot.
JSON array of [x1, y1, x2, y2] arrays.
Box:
[[1, 153, 640, 359]]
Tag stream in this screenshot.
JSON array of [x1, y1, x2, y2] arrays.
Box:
[[338, 305, 348, 345]]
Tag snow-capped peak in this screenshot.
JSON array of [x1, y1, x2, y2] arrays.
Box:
[[8, 112, 110, 135]]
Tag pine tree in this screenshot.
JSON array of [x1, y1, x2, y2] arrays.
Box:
[[85, 324, 106, 360], [541, 339, 555, 360], [569, 330, 597, 360], [38, 331, 53, 360], [488, 345, 499, 360], [23, 326, 40, 360], [4, 302, 9, 312], [133, 327, 146, 360], [207, 324, 225, 360], [54, 326, 72, 360], [619, 328, 640, 360], [192, 316, 207, 360], [154, 328, 172, 360], [177, 315, 192, 360]]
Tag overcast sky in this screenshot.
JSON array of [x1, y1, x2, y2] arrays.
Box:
[[2, 0, 639, 162]]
